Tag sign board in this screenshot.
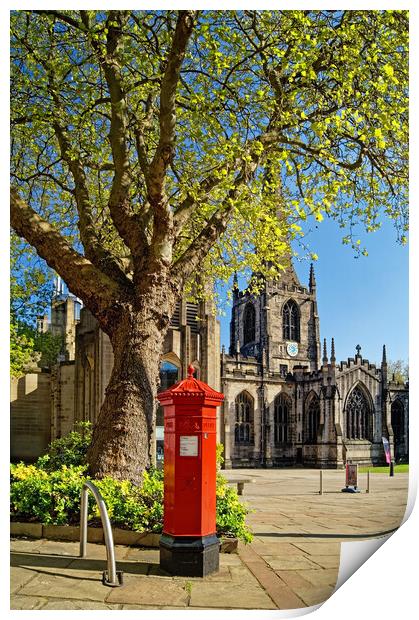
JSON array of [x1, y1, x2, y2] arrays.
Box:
[[382, 436, 391, 464], [179, 435, 198, 457], [346, 463, 358, 487]]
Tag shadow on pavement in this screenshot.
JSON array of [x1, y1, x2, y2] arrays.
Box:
[[11, 552, 161, 576], [255, 528, 398, 539]]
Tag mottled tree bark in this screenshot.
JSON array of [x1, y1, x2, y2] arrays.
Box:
[[87, 279, 178, 482]]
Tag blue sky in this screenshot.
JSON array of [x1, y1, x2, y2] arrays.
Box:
[[217, 216, 409, 366]]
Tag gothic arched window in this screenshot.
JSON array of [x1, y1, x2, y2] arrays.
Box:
[[159, 360, 180, 392], [243, 303, 256, 344], [282, 300, 300, 342], [234, 391, 254, 445], [391, 399, 404, 458], [304, 394, 320, 444], [274, 394, 291, 444], [345, 386, 372, 440]]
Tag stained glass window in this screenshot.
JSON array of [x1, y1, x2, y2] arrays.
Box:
[[346, 386, 372, 440]]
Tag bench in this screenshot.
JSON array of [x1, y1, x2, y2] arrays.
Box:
[[226, 479, 254, 495]]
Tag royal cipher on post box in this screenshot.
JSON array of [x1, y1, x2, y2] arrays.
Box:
[[157, 364, 224, 577]]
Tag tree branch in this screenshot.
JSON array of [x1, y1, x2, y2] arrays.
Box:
[[11, 23, 128, 285], [82, 10, 147, 258], [172, 164, 256, 285], [33, 10, 85, 31], [148, 10, 195, 203], [10, 188, 126, 325]]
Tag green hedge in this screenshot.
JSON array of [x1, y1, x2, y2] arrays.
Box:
[[10, 424, 252, 543]]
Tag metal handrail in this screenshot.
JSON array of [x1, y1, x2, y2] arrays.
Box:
[[80, 481, 123, 587]]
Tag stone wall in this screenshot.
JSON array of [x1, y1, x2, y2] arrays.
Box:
[[51, 362, 76, 440], [11, 372, 51, 461]]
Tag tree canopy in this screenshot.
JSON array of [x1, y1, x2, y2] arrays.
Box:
[[388, 359, 409, 384], [11, 10, 408, 307]]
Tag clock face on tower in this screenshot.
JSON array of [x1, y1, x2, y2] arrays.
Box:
[[286, 342, 299, 357]]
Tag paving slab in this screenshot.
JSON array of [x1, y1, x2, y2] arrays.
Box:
[[179, 565, 232, 583], [36, 540, 80, 556], [264, 555, 321, 571], [41, 599, 121, 610], [304, 568, 339, 585], [106, 575, 190, 607], [219, 553, 242, 566], [18, 571, 113, 602], [291, 542, 340, 556], [307, 555, 340, 569], [124, 547, 160, 562], [251, 541, 305, 555], [10, 595, 47, 610], [11, 552, 74, 570], [10, 566, 39, 594], [120, 605, 207, 610], [67, 558, 150, 576], [296, 586, 337, 607], [9, 539, 45, 554], [229, 564, 264, 585], [189, 581, 276, 609], [275, 569, 336, 606]]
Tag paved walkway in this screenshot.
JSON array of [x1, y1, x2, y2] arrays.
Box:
[[10, 469, 408, 610]]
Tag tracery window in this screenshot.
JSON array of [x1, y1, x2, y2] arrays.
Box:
[[243, 303, 256, 344], [345, 386, 372, 440], [304, 394, 320, 444], [283, 300, 300, 342], [234, 391, 254, 445], [274, 394, 290, 444]]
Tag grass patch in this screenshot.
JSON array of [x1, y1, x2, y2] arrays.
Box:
[[358, 464, 409, 474]]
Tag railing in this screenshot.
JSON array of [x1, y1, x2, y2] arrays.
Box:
[[80, 481, 123, 587]]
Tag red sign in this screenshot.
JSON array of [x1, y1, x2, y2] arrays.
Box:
[[382, 437, 391, 464], [346, 463, 358, 487]]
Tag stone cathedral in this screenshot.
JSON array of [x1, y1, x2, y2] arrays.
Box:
[[11, 263, 409, 469], [220, 262, 408, 468]]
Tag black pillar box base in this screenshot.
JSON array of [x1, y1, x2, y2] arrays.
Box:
[[160, 533, 220, 577]]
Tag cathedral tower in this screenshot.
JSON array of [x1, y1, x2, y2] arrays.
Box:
[[229, 260, 321, 373]]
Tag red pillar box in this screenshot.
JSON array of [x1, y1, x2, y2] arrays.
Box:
[[157, 364, 224, 577]]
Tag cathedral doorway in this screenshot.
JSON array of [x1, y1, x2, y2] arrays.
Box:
[[391, 399, 404, 461]]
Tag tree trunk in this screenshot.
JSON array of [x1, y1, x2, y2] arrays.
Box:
[[87, 290, 175, 483]]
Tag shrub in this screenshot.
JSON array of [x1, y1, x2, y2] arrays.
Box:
[[10, 432, 252, 542], [10, 463, 88, 525], [94, 471, 164, 533], [216, 473, 253, 543], [36, 422, 92, 471]]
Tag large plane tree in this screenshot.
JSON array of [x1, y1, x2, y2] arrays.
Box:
[[10, 10, 408, 482]]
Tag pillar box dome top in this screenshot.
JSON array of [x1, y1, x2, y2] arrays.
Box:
[[157, 365, 224, 406]]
